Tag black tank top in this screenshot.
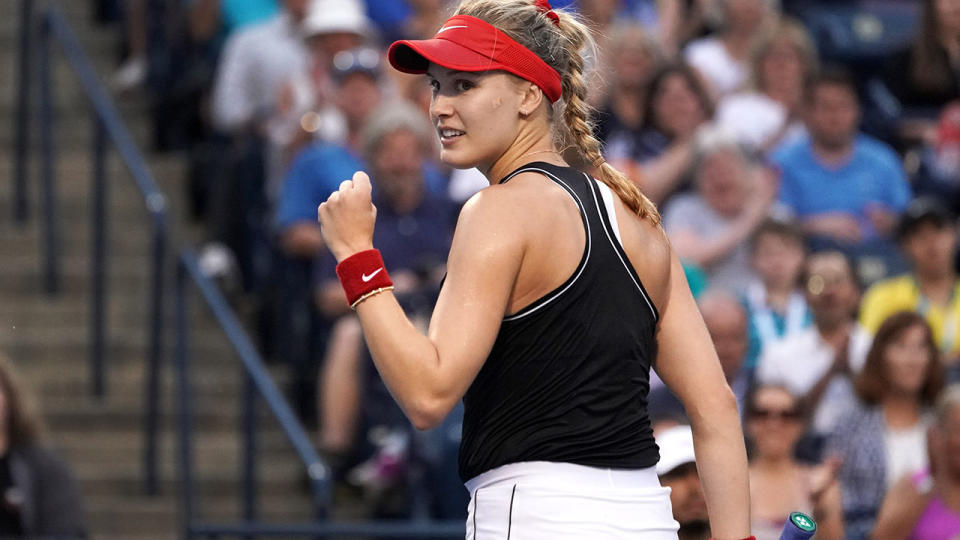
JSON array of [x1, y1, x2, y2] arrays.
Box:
[[458, 162, 662, 482]]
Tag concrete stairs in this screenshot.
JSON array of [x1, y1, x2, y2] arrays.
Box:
[[0, 1, 316, 538]]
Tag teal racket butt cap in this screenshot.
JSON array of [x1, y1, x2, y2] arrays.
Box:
[[789, 512, 817, 532]]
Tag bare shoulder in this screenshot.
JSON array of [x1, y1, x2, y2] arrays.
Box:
[[612, 196, 673, 310], [458, 171, 573, 230], [451, 182, 532, 256]]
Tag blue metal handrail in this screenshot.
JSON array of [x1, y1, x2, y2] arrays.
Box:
[[176, 251, 331, 520], [22, 1, 168, 495]]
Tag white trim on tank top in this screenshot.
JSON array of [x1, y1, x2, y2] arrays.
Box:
[[589, 176, 658, 322]]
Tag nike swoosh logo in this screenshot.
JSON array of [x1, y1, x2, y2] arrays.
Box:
[[436, 25, 467, 34], [362, 268, 384, 282]]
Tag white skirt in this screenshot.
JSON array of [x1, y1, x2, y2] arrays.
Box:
[[464, 461, 679, 539]]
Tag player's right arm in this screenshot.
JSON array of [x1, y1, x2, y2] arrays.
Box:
[[320, 175, 525, 430]]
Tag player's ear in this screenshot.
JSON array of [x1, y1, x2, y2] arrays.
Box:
[[518, 82, 544, 118]]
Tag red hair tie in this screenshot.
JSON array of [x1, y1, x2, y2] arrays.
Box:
[[534, 0, 560, 26]]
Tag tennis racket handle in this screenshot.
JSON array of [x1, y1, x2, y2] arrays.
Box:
[[779, 512, 817, 540]]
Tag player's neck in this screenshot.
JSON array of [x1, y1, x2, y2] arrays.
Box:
[[486, 131, 563, 184]]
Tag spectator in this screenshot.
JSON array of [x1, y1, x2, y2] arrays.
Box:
[[200, 0, 315, 289], [606, 62, 713, 204], [594, 24, 663, 146], [191, 0, 280, 36], [861, 197, 960, 375], [683, 0, 777, 98], [826, 311, 946, 540], [655, 424, 710, 540], [276, 46, 383, 180], [744, 384, 843, 540], [270, 2, 376, 176], [274, 56, 386, 260], [886, 0, 960, 114], [315, 102, 455, 456], [743, 219, 811, 369], [872, 384, 960, 540], [715, 17, 817, 154], [210, 0, 312, 135], [363, 0, 455, 44], [649, 290, 752, 422], [771, 69, 912, 249], [0, 355, 85, 538], [663, 128, 776, 294], [757, 250, 870, 443], [110, 0, 148, 92]]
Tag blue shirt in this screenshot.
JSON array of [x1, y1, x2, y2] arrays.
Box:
[[771, 134, 911, 237], [274, 143, 364, 232]]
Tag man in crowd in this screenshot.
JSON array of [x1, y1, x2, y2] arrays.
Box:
[[757, 250, 871, 457], [861, 197, 960, 377], [210, 0, 312, 134], [649, 290, 752, 421], [656, 424, 709, 540], [772, 69, 911, 251], [274, 48, 385, 259]]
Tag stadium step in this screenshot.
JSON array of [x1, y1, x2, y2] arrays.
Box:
[[0, 1, 318, 538]]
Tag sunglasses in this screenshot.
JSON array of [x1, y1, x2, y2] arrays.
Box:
[[748, 407, 803, 421]]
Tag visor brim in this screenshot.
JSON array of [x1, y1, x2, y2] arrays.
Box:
[[388, 38, 500, 75]]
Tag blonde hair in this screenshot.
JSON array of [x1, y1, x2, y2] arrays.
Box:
[[454, 0, 660, 223], [0, 353, 45, 447], [749, 17, 818, 93]]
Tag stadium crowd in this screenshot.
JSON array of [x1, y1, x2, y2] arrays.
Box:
[[93, 0, 960, 538]]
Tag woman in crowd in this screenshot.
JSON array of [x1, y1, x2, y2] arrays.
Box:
[[715, 17, 817, 154], [662, 127, 775, 295], [745, 384, 844, 540], [606, 62, 713, 205], [886, 0, 960, 113], [683, 0, 777, 98], [594, 24, 663, 146], [873, 384, 960, 540], [0, 354, 85, 538], [827, 311, 946, 540]]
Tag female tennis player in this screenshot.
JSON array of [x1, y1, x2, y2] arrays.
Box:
[[317, 1, 752, 537]]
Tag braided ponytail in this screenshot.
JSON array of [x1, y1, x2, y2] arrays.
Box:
[[553, 11, 660, 223], [455, 0, 660, 223]]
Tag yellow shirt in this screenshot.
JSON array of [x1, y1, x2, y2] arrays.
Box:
[[859, 274, 960, 356]]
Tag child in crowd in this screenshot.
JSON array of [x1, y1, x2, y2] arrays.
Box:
[[743, 218, 812, 368]]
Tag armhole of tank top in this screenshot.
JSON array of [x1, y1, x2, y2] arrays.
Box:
[[500, 166, 591, 322], [588, 175, 659, 322]]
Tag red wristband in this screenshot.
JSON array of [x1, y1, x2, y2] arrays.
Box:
[[336, 249, 393, 308]]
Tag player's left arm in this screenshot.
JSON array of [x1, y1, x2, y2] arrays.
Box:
[[654, 250, 752, 540]]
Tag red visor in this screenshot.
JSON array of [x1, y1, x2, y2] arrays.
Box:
[[387, 15, 563, 103]]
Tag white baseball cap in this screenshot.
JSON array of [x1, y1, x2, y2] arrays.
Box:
[[302, 0, 372, 38], [655, 425, 697, 476]]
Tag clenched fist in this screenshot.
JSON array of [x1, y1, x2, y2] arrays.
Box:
[[318, 171, 377, 262]]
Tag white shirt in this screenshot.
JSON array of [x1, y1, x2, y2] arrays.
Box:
[[683, 37, 747, 98], [757, 324, 872, 435], [884, 419, 930, 489], [715, 92, 807, 152], [211, 13, 310, 132]]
